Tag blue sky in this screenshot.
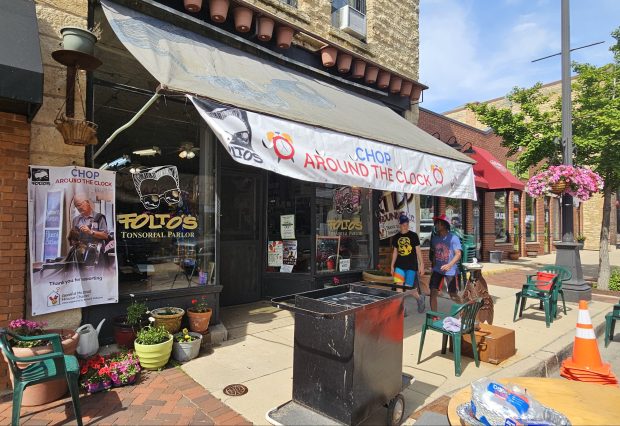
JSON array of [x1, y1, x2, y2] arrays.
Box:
[[419, 0, 620, 113]]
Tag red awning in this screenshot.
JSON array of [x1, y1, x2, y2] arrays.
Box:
[[468, 146, 525, 191]]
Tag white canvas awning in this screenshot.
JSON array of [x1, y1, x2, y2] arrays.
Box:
[[101, 0, 476, 199]]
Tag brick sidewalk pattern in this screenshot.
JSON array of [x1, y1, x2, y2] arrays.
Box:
[[0, 367, 251, 425]]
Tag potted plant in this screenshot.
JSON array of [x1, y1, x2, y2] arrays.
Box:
[[79, 351, 141, 391], [172, 328, 202, 362], [3, 319, 80, 406], [209, 0, 230, 23], [508, 250, 520, 260], [134, 325, 173, 370], [59, 23, 101, 56], [113, 294, 148, 348], [186, 296, 212, 333], [108, 351, 141, 387], [184, 0, 202, 13], [525, 165, 604, 201], [150, 306, 185, 334], [275, 26, 295, 49], [576, 235, 586, 249]]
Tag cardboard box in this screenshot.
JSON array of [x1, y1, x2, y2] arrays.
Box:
[[461, 323, 515, 365]]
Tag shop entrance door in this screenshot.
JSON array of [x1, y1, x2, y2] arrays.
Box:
[[219, 168, 263, 306]]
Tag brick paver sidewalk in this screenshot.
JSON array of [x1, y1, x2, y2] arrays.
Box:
[[0, 367, 250, 425]]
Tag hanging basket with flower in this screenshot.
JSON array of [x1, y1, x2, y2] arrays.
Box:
[[525, 165, 604, 202]]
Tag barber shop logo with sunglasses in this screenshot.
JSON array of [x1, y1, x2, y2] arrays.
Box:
[[132, 165, 181, 210]]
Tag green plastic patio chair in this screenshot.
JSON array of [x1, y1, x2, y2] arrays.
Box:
[[417, 298, 483, 377], [604, 302, 620, 348], [0, 329, 83, 426], [525, 265, 571, 319], [513, 273, 560, 328]]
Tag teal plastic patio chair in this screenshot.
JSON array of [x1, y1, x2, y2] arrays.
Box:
[[604, 302, 620, 348], [525, 265, 571, 319], [0, 329, 83, 426], [417, 298, 483, 377], [513, 273, 560, 328]]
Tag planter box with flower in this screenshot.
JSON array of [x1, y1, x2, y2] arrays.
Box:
[[3, 319, 79, 406], [526, 165, 604, 202], [172, 328, 202, 362], [134, 325, 173, 370], [187, 296, 212, 333], [79, 351, 141, 393], [113, 295, 149, 348]]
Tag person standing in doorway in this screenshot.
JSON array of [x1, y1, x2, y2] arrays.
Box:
[[391, 215, 426, 313], [430, 214, 462, 311]]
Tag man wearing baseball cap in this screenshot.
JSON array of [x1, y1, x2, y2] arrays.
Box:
[[390, 214, 426, 313], [430, 214, 462, 311]]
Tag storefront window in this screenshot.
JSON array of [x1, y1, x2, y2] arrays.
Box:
[[316, 185, 372, 273], [495, 191, 508, 242], [445, 198, 464, 232], [525, 195, 537, 242], [266, 174, 312, 273], [94, 83, 216, 295], [419, 195, 435, 247]]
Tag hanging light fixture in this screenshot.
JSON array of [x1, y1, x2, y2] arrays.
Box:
[[129, 164, 142, 174], [179, 144, 199, 159]]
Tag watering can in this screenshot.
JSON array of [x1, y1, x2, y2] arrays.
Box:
[[76, 319, 105, 357]]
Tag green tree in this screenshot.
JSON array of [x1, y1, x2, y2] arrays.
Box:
[[467, 27, 620, 290]]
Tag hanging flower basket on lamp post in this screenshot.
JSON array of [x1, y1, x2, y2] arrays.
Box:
[[525, 165, 604, 202]]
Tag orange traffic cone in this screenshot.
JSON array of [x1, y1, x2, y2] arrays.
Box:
[[560, 300, 618, 386]]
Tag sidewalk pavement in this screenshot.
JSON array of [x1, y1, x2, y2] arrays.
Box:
[[183, 266, 616, 425], [0, 364, 251, 425]]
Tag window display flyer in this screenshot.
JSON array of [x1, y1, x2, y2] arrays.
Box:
[[281, 240, 297, 273], [339, 258, 351, 272], [379, 191, 417, 240], [280, 214, 295, 239], [268, 240, 284, 266], [28, 166, 118, 315]]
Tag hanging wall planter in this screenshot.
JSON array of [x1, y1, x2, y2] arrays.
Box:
[[276, 26, 294, 49], [257, 16, 275, 41], [411, 85, 422, 102], [184, 0, 203, 13], [389, 76, 402, 94], [209, 0, 229, 23], [321, 46, 338, 67], [377, 70, 391, 89], [60, 27, 98, 56], [337, 53, 353, 73], [233, 7, 253, 33], [351, 59, 366, 79], [400, 80, 413, 97], [364, 66, 379, 84], [55, 114, 98, 146]]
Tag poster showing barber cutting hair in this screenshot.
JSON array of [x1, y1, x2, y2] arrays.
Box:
[[28, 166, 118, 315]]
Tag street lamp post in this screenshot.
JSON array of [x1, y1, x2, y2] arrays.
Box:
[[554, 0, 590, 301]]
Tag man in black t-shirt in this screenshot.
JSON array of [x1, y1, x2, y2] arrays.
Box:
[[391, 215, 426, 313]]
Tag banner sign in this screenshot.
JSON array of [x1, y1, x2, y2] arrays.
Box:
[[28, 166, 118, 315], [379, 192, 418, 240], [190, 96, 476, 200]]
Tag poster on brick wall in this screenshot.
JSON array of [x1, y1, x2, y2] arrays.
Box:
[[28, 166, 118, 315]]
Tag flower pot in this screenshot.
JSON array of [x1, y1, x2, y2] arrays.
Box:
[[86, 382, 102, 394], [3, 329, 79, 406], [151, 307, 185, 334], [233, 7, 253, 33], [172, 333, 203, 362], [400, 80, 413, 97], [362, 270, 393, 284], [276, 26, 294, 49], [257, 16, 275, 41], [377, 70, 391, 89], [60, 27, 97, 56], [411, 85, 422, 102], [112, 372, 138, 388], [351, 59, 366, 79], [134, 334, 173, 370], [187, 308, 213, 333], [508, 252, 520, 260], [389, 76, 402, 94], [113, 315, 144, 349], [551, 180, 567, 194], [337, 53, 353, 73], [184, 0, 202, 13], [577, 243, 584, 250], [102, 380, 112, 390], [364, 66, 379, 84], [321, 46, 338, 67], [209, 0, 229, 23]]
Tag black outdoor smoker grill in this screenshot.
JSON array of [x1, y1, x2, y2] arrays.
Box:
[[267, 283, 414, 426]]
